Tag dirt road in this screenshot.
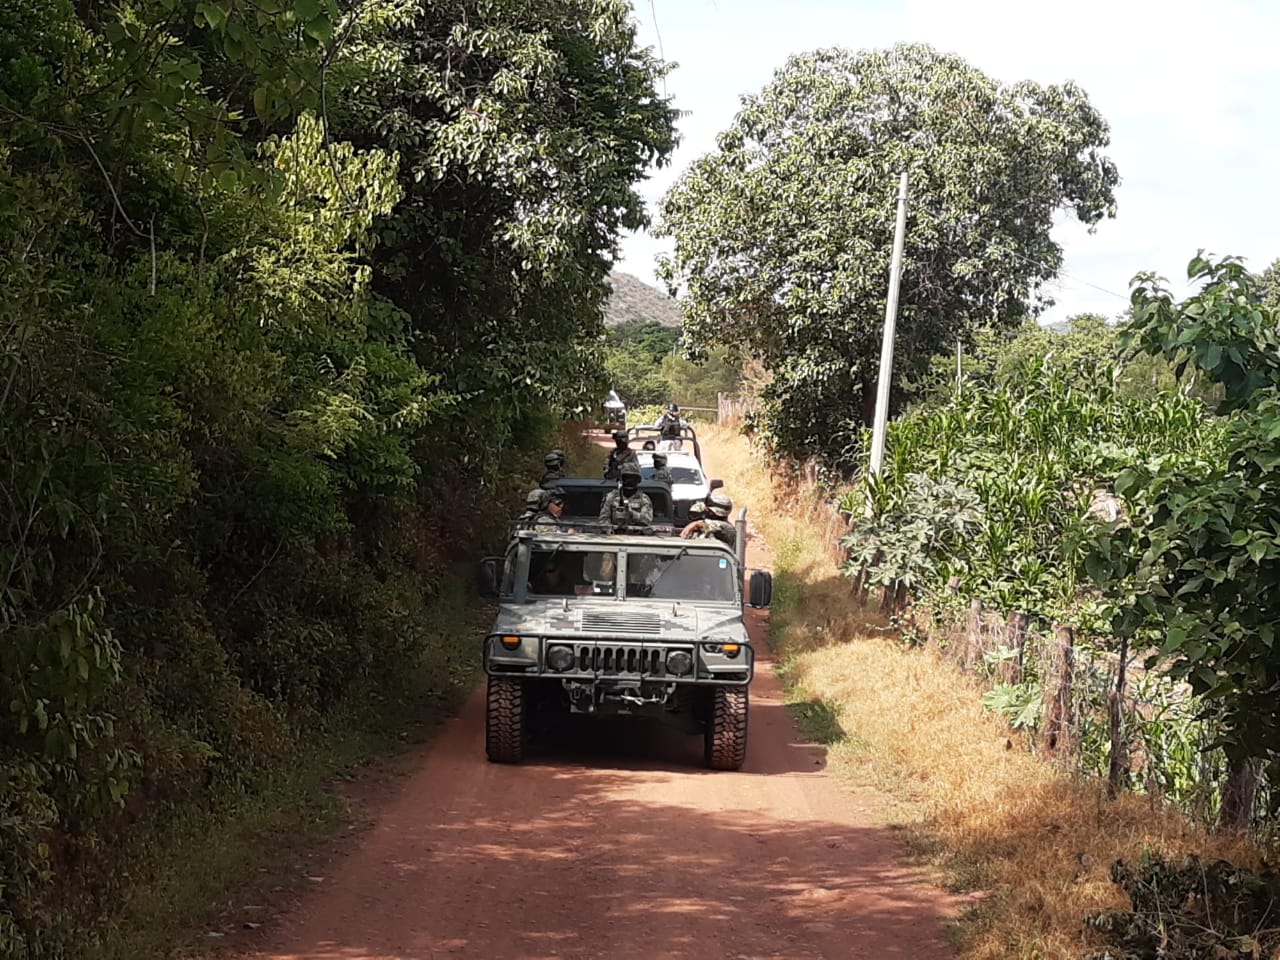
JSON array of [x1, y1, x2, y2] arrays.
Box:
[[235, 451, 956, 960]]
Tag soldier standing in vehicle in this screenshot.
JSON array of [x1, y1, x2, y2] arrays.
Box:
[[681, 490, 736, 549], [540, 452, 564, 486], [650, 452, 673, 486], [532, 488, 569, 532], [516, 488, 549, 527], [599, 462, 653, 531], [657, 403, 683, 450], [603, 430, 638, 480]]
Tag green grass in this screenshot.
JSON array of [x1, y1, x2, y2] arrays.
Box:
[[90, 576, 488, 960]]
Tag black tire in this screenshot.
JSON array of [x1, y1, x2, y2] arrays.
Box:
[[486, 676, 525, 763], [704, 687, 749, 770]]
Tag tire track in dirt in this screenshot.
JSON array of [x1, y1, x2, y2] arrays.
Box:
[[229, 439, 959, 960]]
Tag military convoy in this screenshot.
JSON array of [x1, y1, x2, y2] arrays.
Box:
[[478, 431, 772, 770]]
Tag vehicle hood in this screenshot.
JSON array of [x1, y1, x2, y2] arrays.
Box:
[[493, 599, 745, 641], [671, 481, 709, 502]]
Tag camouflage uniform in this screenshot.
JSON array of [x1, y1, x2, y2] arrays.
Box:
[[701, 518, 737, 550], [598, 489, 654, 531], [532, 510, 564, 533], [516, 488, 549, 527], [540, 452, 564, 486], [650, 453, 673, 485], [603, 447, 638, 481], [683, 490, 736, 549], [603, 430, 638, 481]]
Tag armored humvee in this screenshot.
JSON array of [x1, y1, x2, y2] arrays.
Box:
[[477, 519, 772, 770]]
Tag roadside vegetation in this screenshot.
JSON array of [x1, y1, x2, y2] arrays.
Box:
[[704, 422, 1259, 959], [0, 2, 673, 954]]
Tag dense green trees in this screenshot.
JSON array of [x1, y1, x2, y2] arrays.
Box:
[[658, 43, 1119, 461], [605, 320, 678, 406], [0, 1, 673, 951], [1084, 257, 1280, 792]]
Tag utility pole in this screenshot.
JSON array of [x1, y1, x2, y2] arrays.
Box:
[[956, 339, 963, 392], [866, 171, 910, 505]]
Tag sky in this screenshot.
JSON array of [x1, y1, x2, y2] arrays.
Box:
[[615, 0, 1280, 325]]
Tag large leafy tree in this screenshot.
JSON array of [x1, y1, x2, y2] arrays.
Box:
[[657, 43, 1119, 462], [339, 0, 678, 471]]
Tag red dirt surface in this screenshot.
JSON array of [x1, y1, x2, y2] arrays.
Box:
[[232, 444, 959, 960]]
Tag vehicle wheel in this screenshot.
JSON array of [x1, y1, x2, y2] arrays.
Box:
[[704, 687, 749, 770], [486, 676, 526, 763]]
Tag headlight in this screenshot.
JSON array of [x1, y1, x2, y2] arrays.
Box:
[[666, 649, 693, 676], [546, 644, 576, 672]]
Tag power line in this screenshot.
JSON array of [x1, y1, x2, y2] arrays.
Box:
[[648, 0, 668, 99], [1003, 248, 1130, 302]]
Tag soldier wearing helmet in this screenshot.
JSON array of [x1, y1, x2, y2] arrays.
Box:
[[532, 487, 569, 532], [516, 487, 550, 527], [540, 451, 565, 486], [650, 452, 673, 486], [681, 489, 736, 549], [603, 429, 638, 480], [598, 462, 653, 532]]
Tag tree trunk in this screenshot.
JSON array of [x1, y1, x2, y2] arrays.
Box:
[[859, 380, 877, 428], [1219, 758, 1262, 831]]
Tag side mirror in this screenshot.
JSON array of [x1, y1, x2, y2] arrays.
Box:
[[709, 478, 725, 491], [477, 557, 501, 598], [747, 570, 773, 608]]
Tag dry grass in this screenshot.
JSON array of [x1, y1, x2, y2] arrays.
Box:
[[703, 423, 1259, 959]]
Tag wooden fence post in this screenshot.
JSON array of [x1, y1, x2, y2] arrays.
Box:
[[1041, 625, 1076, 756], [1002, 611, 1029, 684], [1107, 634, 1131, 799], [964, 597, 983, 671]]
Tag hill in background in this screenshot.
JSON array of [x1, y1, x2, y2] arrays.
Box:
[[606, 272, 682, 328]]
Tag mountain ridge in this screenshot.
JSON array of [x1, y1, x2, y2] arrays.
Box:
[[606, 271, 682, 328]]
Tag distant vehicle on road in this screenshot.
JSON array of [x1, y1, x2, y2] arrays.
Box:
[[603, 389, 626, 429], [635, 450, 709, 524], [627, 423, 702, 463]]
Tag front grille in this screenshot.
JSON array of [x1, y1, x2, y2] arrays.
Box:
[[580, 611, 662, 636], [575, 644, 664, 676]]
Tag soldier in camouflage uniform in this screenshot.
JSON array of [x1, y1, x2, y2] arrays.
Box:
[[681, 490, 736, 550], [598, 462, 653, 532], [516, 487, 550, 527], [650, 452, 673, 486], [540, 452, 564, 486], [532, 488, 568, 532], [603, 430, 638, 480]]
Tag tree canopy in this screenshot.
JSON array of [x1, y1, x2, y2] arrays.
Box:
[[0, 0, 674, 949], [657, 43, 1119, 462]]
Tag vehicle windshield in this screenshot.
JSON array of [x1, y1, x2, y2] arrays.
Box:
[[626, 552, 736, 602], [642, 465, 703, 485], [529, 548, 618, 597]]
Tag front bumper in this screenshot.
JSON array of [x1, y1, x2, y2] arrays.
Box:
[[484, 635, 753, 685]]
